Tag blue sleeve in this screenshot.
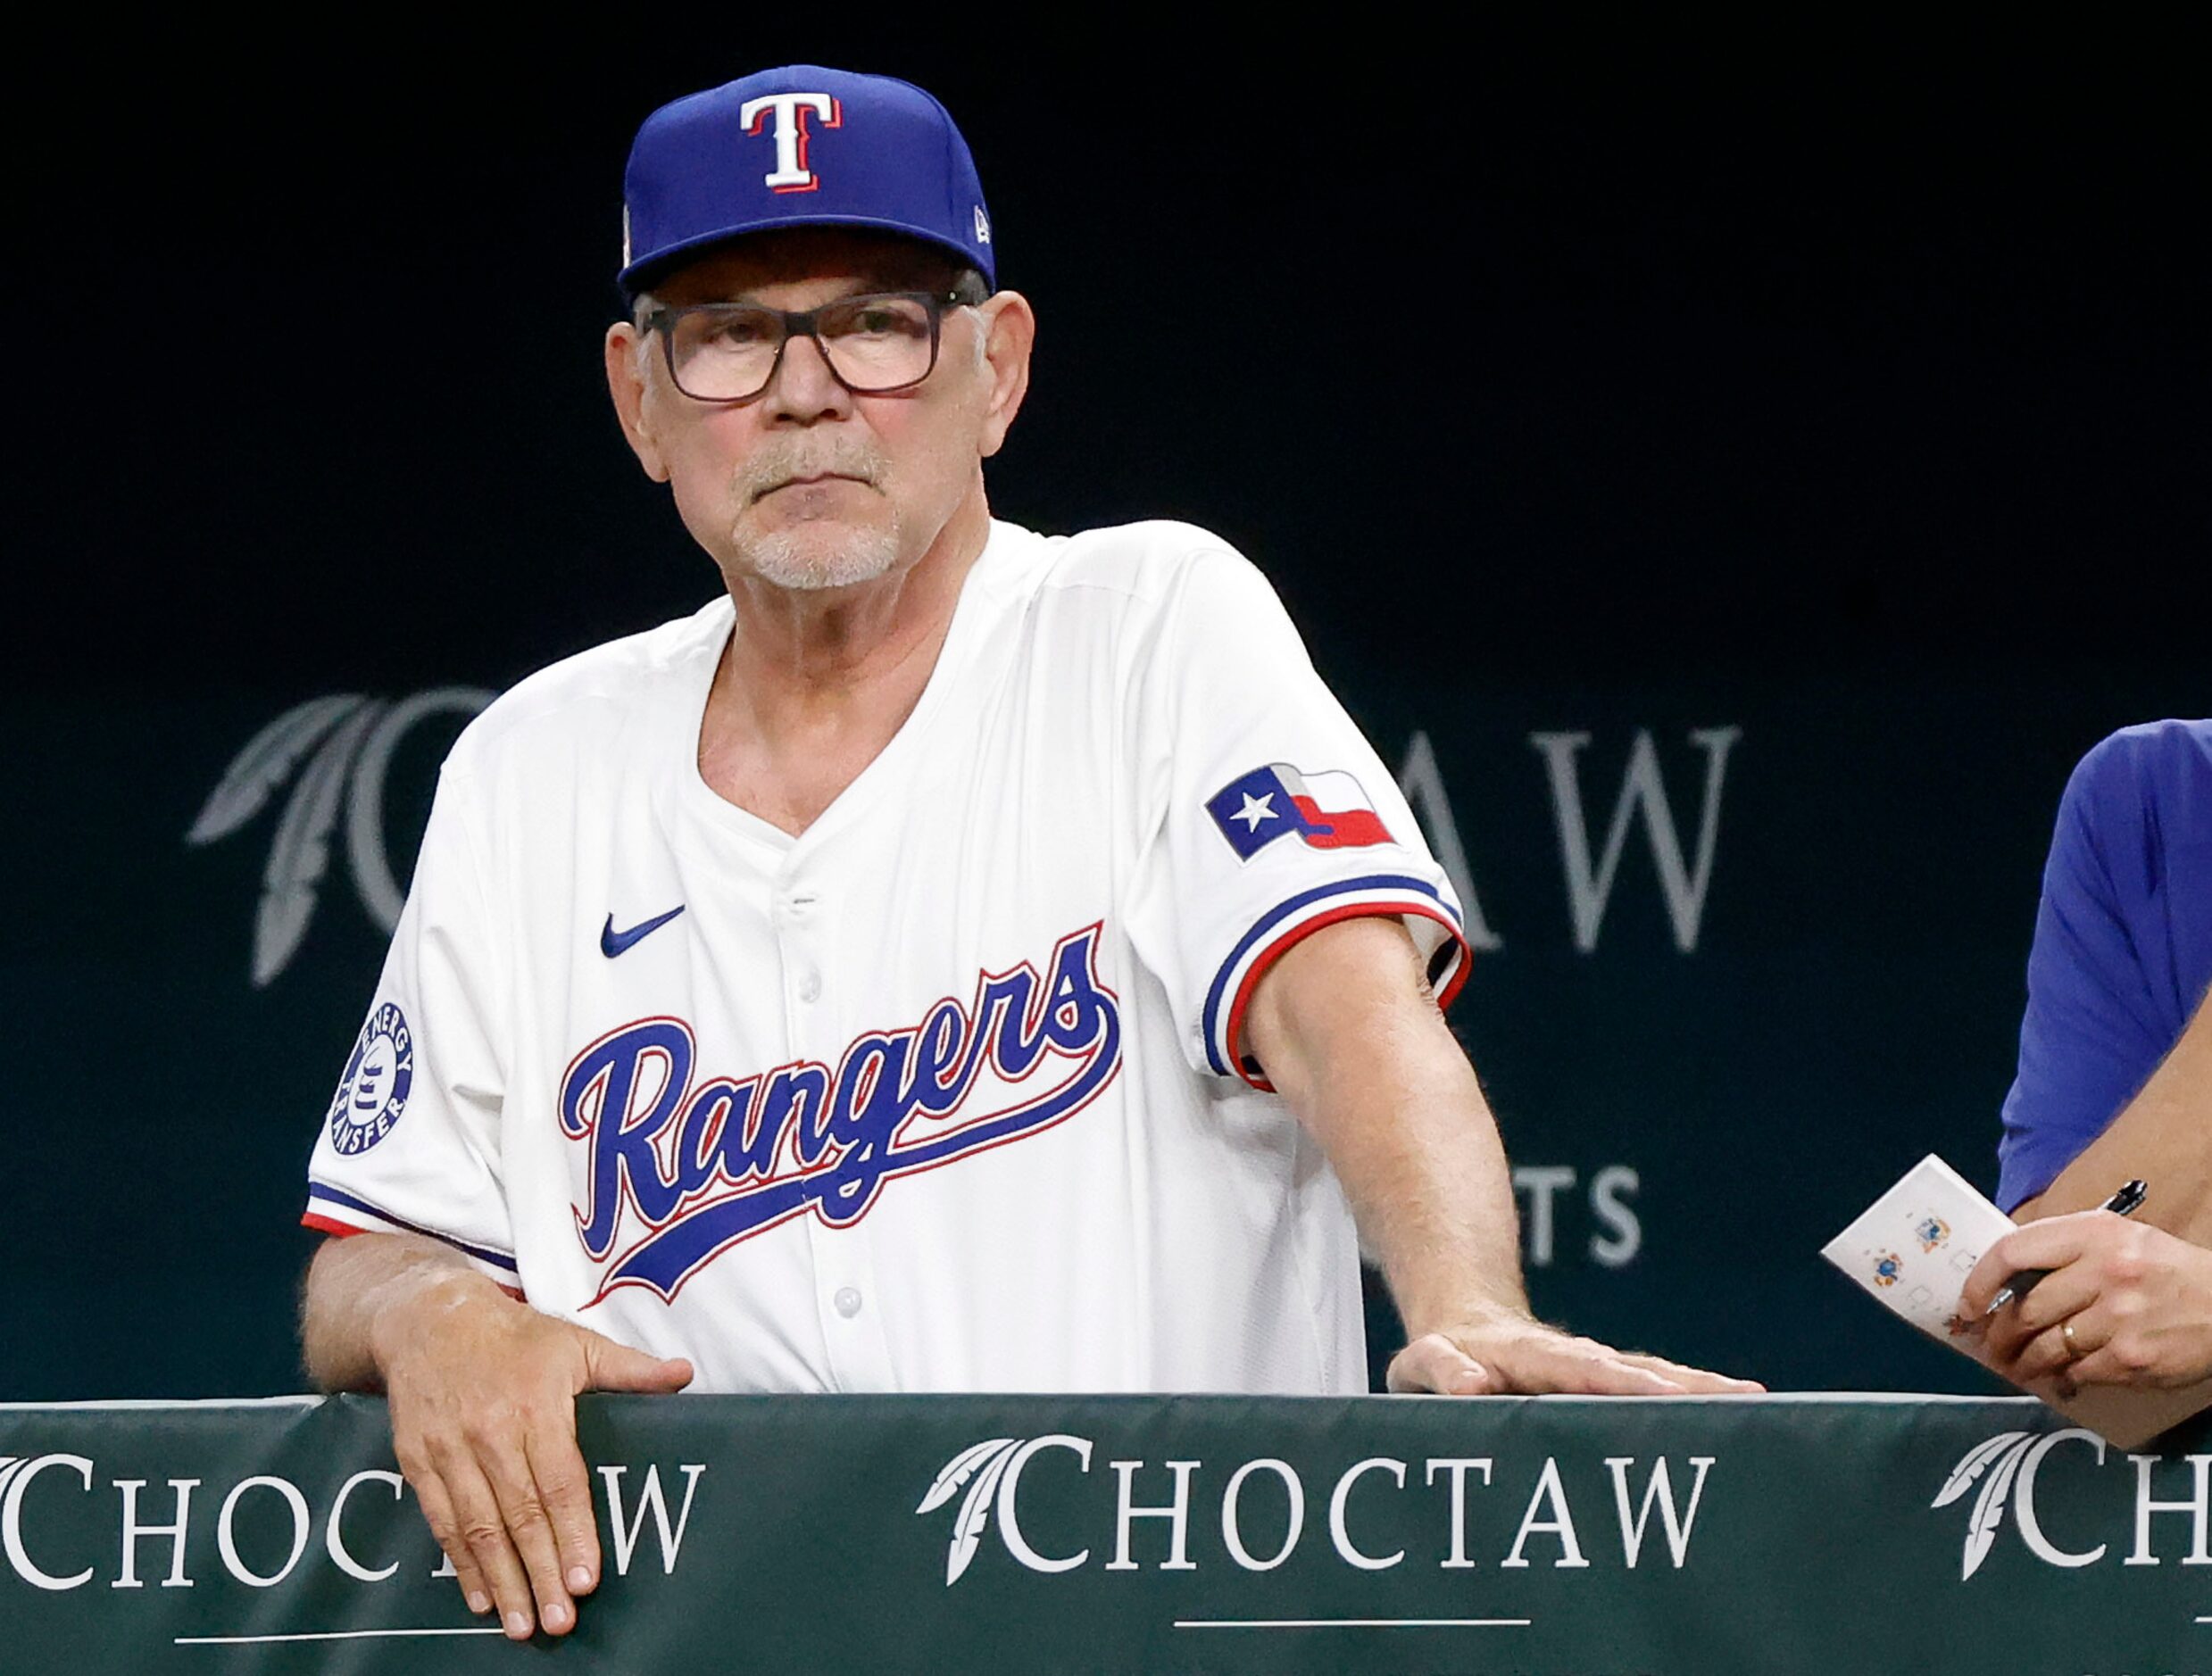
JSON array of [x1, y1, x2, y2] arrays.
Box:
[[1995, 722, 2212, 1209]]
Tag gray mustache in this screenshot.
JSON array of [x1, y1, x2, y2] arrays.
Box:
[[737, 440, 889, 503]]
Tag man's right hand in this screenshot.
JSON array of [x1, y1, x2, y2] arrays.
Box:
[[366, 1265, 694, 1640]]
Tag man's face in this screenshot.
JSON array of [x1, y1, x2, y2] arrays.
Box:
[[606, 228, 1026, 593]]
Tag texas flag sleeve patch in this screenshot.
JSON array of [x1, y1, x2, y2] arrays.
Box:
[[1205, 764, 1394, 860]]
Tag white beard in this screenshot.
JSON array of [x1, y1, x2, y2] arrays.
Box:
[[728, 434, 903, 590], [743, 518, 903, 591]]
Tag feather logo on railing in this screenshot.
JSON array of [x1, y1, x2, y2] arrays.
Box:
[[917, 1438, 1024, 1585], [1931, 1430, 2036, 1579], [187, 689, 494, 985]]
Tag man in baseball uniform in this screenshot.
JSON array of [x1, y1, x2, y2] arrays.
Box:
[[299, 65, 1756, 1642]]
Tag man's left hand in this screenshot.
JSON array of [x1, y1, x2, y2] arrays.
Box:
[[1385, 1313, 1765, 1395]]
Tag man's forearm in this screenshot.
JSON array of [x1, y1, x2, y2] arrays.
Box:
[[1243, 917, 1530, 1335], [2017, 985, 2212, 1242], [1245, 915, 1758, 1396], [301, 1231, 510, 1391], [1310, 1008, 1531, 1335]]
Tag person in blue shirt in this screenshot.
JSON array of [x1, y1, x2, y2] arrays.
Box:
[[1960, 719, 2212, 1391]]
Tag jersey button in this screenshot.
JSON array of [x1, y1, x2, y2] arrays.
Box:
[[833, 1286, 862, 1318], [796, 970, 822, 1003]]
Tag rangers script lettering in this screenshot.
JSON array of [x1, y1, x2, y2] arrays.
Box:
[[562, 925, 1122, 1302]]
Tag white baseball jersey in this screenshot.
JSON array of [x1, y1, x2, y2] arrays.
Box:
[[304, 519, 1468, 1394]]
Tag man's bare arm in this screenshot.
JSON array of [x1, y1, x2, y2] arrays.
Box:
[[301, 1233, 693, 1641], [2012, 985, 2212, 1240], [1240, 915, 1759, 1396], [302, 1228, 501, 1391]]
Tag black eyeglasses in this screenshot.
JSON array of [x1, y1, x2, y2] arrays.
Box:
[[644, 290, 965, 402]]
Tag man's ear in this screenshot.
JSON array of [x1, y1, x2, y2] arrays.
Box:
[[604, 321, 672, 483], [974, 291, 1035, 460]]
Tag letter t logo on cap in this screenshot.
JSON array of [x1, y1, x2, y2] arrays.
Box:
[[739, 93, 843, 193]]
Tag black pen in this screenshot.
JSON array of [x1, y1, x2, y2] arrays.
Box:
[[1982, 1179, 2150, 1317]]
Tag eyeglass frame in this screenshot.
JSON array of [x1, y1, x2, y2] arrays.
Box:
[[640, 288, 971, 404]]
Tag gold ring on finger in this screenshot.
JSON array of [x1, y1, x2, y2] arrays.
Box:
[[2061, 1320, 2082, 1359]]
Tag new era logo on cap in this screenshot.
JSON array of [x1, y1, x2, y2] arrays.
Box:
[[620, 65, 996, 302]]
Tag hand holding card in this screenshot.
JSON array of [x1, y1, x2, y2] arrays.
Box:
[[1825, 1155, 2212, 1448]]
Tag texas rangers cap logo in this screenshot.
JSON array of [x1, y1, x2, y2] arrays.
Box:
[[1206, 764, 1393, 860], [739, 91, 842, 193]]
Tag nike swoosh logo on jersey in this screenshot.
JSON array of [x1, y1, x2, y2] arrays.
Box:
[[601, 905, 686, 958]]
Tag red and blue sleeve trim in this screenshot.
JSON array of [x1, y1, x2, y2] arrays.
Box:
[[1202, 873, 1471, 1090], [304, 1182, 520, 1276]]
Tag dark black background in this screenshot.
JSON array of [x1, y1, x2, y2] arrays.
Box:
[[16, 29, 2206, 697], [4, 26, 2205, 1398]]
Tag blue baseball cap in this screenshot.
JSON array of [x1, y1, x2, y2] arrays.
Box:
[[619, 66, 995, 303]]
